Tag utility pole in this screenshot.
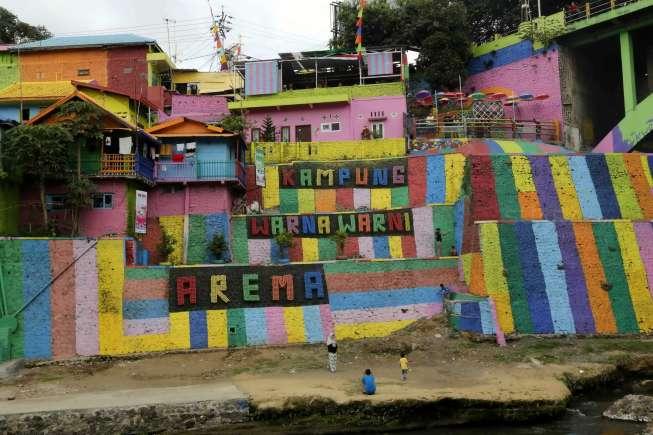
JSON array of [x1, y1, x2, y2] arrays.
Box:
[[330, 2, 341, 49]]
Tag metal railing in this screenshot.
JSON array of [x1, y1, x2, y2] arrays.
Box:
[[154, 160, 246, 186], [414, 118, 561, 143], [79, 154, 154, 182], [565, 0, 641, 24]]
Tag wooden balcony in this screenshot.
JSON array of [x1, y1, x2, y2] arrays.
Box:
[[80, 154, 154, 183]]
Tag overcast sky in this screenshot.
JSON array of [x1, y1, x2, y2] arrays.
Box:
[[3, 0, 335, 69]]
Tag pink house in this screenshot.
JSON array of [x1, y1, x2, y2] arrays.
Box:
[[158, 94, 230, 123]]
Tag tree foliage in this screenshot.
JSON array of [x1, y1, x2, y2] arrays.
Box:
[[0, 7, 51, 44], [331, 0, 471, 89], [261, 115, 276, 142]]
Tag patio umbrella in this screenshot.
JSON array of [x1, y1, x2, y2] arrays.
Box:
[[469, 92, 486, 100], [535, 94, 550, 100]]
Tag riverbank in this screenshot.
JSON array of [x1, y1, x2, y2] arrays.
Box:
[[1, 318, 652, 433]]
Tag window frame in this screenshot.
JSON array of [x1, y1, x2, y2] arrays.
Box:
[[280, 126, 291, 142], [251, 128, 261, 143], [92, 193, 114, 209], [46, 194, 68, 211], [77, 68, 90, 77], [371, 121, 385, 139]]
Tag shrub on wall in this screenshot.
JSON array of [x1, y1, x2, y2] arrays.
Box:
[[208, 233, 228, 262], [157, 229, 177, 264]]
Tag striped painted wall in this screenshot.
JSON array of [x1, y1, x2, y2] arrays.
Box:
[[468, 221, 653, 335], [260, 154, 467, 211], [470, 154, 653, 222], [231, 202, 464, 264]]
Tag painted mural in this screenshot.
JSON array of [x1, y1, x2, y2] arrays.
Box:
[[0, 238, 455, 360]]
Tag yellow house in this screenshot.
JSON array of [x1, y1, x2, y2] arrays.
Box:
[[171, 69, 242, 95]]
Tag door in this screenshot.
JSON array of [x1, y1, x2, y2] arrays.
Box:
[[295, 125, 312, 142]]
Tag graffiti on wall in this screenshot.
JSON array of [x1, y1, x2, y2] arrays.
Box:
[[247, 209, 414, 238], [278, 159, 408, 189]]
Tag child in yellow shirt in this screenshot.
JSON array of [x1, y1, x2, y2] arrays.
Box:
[[400, 352, 409, 381]]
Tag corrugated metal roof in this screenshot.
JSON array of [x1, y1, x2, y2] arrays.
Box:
[[0, 81, 77, 100], [13, 34, 156, 51]]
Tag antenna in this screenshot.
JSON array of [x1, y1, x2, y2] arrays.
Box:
[[330, 1, 341, 49], [164, 18, 177, 61]]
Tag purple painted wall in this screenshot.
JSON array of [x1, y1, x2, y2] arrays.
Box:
[[465, 48, 563, 125], [148, 185, 233, 217], [158, 94, 229, 123], [245, 96, 406, 143]]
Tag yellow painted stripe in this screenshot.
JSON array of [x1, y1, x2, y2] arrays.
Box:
[[462, 253, 472, 285], [445, 153, 466, 203], [301, 238, 319, 262], [388, 236, 403, 258], [97, 239, 126, 355], [370, 188, 392, 210], [206, 310, 228, 348], [335, 320, 415, 340], [284, 307, 306, 343], [510, 155, 537, 192], [297, 189, 316, 213], [159, 216, 184, 265], [642, 155, 653, 188], [168, 312, 191, 349], [614, 221, 653, 331], [262, 166, 280, 209], [479, 223, 514, 333], [606, 154, 644, 219], [549, 156, 583, 220], [496, 140, 523, 154]]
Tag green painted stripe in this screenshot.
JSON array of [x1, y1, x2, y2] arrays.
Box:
[[126, 184, 136, 236], [323, 258, 457, 274], [516, 139, 542, 154], [498, 223, 533, 333], [318, 238, 337, 261], [391, 186, 409, 208], [231, 218, 249, 264], [433, 205, 455, 254], [592, 222, 639, 333], [492, 156, 521, 220], [187, 215, 207, 265], [279, 189, 299, 214], [0, 240, 24, 358], [125, 267, 169, 280], [227, 308, 247, 347]]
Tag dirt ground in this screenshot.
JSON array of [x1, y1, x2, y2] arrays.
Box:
[[1, 318, 652, 408]]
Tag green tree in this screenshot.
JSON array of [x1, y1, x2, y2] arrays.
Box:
[[4, 125, 72, 228], [261, 115, 276, 142], [218, 114, 248, 134], [58, 100, 104, 235], [0, 7, 51, 44]]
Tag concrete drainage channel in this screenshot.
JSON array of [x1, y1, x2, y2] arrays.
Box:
[[0, 383, 250, 434]]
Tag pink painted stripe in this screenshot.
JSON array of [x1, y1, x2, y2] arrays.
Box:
[[413, 206, 435, 258], [50, 240, 77, 360], [124, 279, 168, 300], [353, 188, 371, 209], [123, 317, 170, 336], [319, 304, 334, 340], [634, 222, 653, 299], [332, 303, 442, 324], [265, 307, 287, 345], [74, 240, 99, 356], [357, 237, 374, 258], [248, 239, 271, 265]]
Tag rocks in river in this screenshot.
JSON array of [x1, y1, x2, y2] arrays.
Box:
[[603, 394, 653, 423], [633, 380, 653, 394]]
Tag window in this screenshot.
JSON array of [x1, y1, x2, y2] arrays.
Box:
[[35, 71, 45, 80], [251, 128, 261, 143], [46, 194, 67, 211], [92, 193, 114, 209], [77, 68, 90, 76], [21, 108, 30, 122], [189, 83, 199, 95], [320, 122, 341, 132], [123, 67, 133, 74], [371, 122, 384, 139], [281, 126, 291, 142]]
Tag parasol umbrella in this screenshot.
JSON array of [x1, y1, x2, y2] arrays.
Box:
[[469, 92, 486, 101], [535, 94, 550, 100], [488, 92, 507, 100], [519, 93, 534, 101], [415, 90, 431, 99]]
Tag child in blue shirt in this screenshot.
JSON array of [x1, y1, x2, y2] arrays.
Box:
[[361, 368, 376, 395]]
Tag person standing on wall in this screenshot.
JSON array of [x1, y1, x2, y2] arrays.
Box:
[[435, 228, 446, 258], [326, 333, 338, 373]]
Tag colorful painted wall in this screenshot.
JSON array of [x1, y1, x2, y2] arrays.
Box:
[[463, 221, 653, 335], [465, 42, 563, 126], [158, 95, 230, 123], [258, 154, 467, 211], [0, 49, 18, 91], [469, 154, 653, 222], [0, 238, 455, 361], [0, 182, 19, 235]]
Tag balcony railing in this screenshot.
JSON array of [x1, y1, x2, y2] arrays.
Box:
[[414, 118, 561, 144], [154, 160, 246, 186], [80, 154, 154, 182], [564, 0, 641, 24]]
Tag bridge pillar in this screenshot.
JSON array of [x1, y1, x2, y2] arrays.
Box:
[[620, 31, 638, 112]]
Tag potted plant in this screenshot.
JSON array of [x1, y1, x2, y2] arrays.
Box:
[[330, 230, 348, 260], [157, 229, 176, 265], [209, 233, 228, 264], [274, 231, 294, 264]]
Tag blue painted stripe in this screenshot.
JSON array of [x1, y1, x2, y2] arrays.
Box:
[[426, 155, 445, 203], [468, 40, 538, 75], [479, 300, 495, 335], [586, 154, 621, 219], [454, 198, 465, 254], [244, 308, 267, 345], [206, 213, 230, 262], [302, 305, 324, 343], [514, 221, 554, 333], [21, 240, 52, 359], [189, 310, 208, 349], [270, 239, 281, 264], [372, 236, 390, 259], [531, 221, 576, 334], [485, 139, 504, 154], [329, 287, 441, 311], [459, 302, 482, 333], [648, 155, 653, 182], [568, 156, 603, 219], [123, 299, 169, 319]]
